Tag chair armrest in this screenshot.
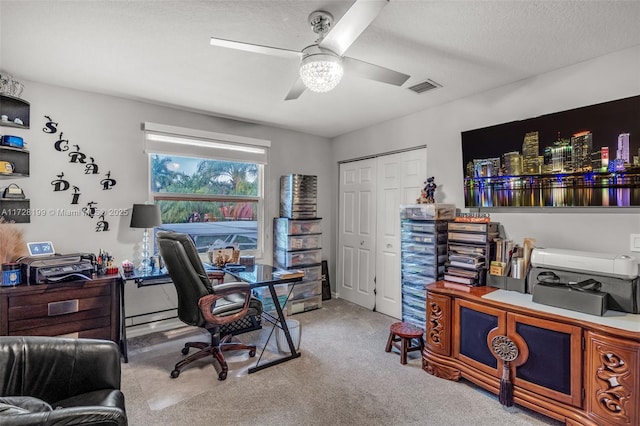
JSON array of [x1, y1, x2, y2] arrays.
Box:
[[198, 282, 251, 325], [0, 406, 127, 426]]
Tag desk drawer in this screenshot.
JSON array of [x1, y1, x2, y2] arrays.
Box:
[[8, 294, 111, 321], [8, 284, 110, 308], [6, 281, 113, 335], [0, 277, 119, 344], [11, 315, 111, 337]]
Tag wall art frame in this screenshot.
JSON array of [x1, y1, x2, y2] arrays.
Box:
[[461, 95, 640, 208]]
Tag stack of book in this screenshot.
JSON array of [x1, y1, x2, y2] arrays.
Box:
[[443, 221, 499, 286]]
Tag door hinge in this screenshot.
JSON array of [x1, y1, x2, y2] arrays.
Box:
[[582, 387, 585, 401], [581, 336, 586, 351]]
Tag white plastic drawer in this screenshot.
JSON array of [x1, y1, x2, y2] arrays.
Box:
[[402, 243, 447, 255], [401, 284, 426, 299], [402, 252, 447, 266], [402, 263, 444, 277], [274, 248, 322, 267], [287, 294, 322, 315], [401, 221, 447, 233], [275, 233, 322, 251], [402, 303, 426, 323], [401, 231, 445, 245], [402, 271, 438, 287], [274, 218, 322, 235], [402, 293, 425, 310], [290, 281, 322, 300]]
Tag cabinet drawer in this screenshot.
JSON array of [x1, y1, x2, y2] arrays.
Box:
[[8, 294, 111, 321], [8, 284, 110, 308], [10, 315, 111, 337], [9, 300, 111, 333], [59, 325, 112, 340]]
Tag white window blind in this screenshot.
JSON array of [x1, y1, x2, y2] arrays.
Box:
[[143, 122, 270, 164]]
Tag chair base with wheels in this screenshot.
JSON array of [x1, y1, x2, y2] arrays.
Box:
[[171, 328, 258, 380]]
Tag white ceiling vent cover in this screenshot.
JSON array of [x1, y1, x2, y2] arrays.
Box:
[[407, 79, 441, 94]]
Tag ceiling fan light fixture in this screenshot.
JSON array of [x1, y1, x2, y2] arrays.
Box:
[[299, 47, 343, 93]]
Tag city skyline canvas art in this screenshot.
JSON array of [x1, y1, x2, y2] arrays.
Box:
[[461, 95, 640, 208]]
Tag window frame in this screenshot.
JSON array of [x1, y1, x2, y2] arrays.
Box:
[[143, 123, 269, 259]]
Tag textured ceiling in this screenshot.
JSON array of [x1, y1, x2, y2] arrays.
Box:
[[1, 0, 639, 138]]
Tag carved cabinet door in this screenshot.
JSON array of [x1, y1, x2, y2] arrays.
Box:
[[425, 292, 451, 356], [507, 312, 583, 408], [453, 299, 506, 378], [585, 331, 639, 426]]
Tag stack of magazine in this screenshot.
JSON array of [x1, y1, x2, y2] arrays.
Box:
[[443, 221, 498, 286]]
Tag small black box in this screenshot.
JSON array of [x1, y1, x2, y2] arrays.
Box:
[[532, 283, 608, 316]]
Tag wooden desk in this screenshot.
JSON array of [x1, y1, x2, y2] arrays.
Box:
[[423, 281, 639, 426], [0, 275, 121, 344]]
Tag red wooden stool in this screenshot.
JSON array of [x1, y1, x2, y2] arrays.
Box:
[[385, 321, 424, 365]]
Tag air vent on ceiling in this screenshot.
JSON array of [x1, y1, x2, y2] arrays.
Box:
[[407, 79, 441, 94]]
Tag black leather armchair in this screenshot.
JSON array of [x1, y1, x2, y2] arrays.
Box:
[[157, 231, 263, 380], [0, 336, 126, 425]]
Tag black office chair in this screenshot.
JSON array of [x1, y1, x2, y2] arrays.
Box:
[[156, 231, 263, 380]]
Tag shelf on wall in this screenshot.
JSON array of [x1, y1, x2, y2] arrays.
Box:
[[0, 147, 29, 177], [0, 94, 30, 129]]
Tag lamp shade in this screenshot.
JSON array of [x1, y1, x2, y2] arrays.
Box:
[[299, 45, 343, 93], [130, 204, 162, 228]]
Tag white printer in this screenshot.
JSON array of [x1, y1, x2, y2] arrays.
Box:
[[529, 248, 639, 314], [530, 248, 638, 280]]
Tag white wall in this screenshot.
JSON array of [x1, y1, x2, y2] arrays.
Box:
[[331, 46, 640, 262], [5, 80, 333, 334]]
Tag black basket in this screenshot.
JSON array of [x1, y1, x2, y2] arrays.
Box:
[[220, 314, 262, 337]]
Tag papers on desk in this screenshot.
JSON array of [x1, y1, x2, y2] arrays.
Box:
[[272, 269, 304, 279]]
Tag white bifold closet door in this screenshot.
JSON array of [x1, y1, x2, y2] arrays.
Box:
[[338, 148, 426, 318]]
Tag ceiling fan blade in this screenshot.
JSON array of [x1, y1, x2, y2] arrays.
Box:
[[343, 56, 410, 86], [319, 0, 388, 56], [285, 77, 307, 100], [210, 37, 301, 60]]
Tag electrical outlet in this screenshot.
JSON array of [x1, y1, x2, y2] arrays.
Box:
[[631, 234, 640, 252]]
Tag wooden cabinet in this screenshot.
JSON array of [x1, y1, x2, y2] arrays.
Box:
[[0, 276, 121, 344], [585, 331, 639, 425], [423, 281, 640, 426]]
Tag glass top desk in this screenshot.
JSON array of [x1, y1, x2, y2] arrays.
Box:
[[224, 264, 304, 374], [122, 264, 304, 373]]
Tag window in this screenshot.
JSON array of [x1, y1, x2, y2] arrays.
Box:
[[144, 123, 269, 257]]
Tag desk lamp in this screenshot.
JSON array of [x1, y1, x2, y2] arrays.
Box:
[[130, 203, 162, 273]]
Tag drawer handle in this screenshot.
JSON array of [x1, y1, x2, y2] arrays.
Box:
[[48, 299, 79, 316]]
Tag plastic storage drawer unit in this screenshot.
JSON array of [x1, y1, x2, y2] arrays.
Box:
[[275, 233, 322, 251], [274, 248, 322, 268]]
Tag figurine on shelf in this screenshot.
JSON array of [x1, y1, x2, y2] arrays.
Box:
[[417, 176, 437, 204]]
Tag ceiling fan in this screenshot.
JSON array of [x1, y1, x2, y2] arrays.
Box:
[[209, 0, 410, 100]]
